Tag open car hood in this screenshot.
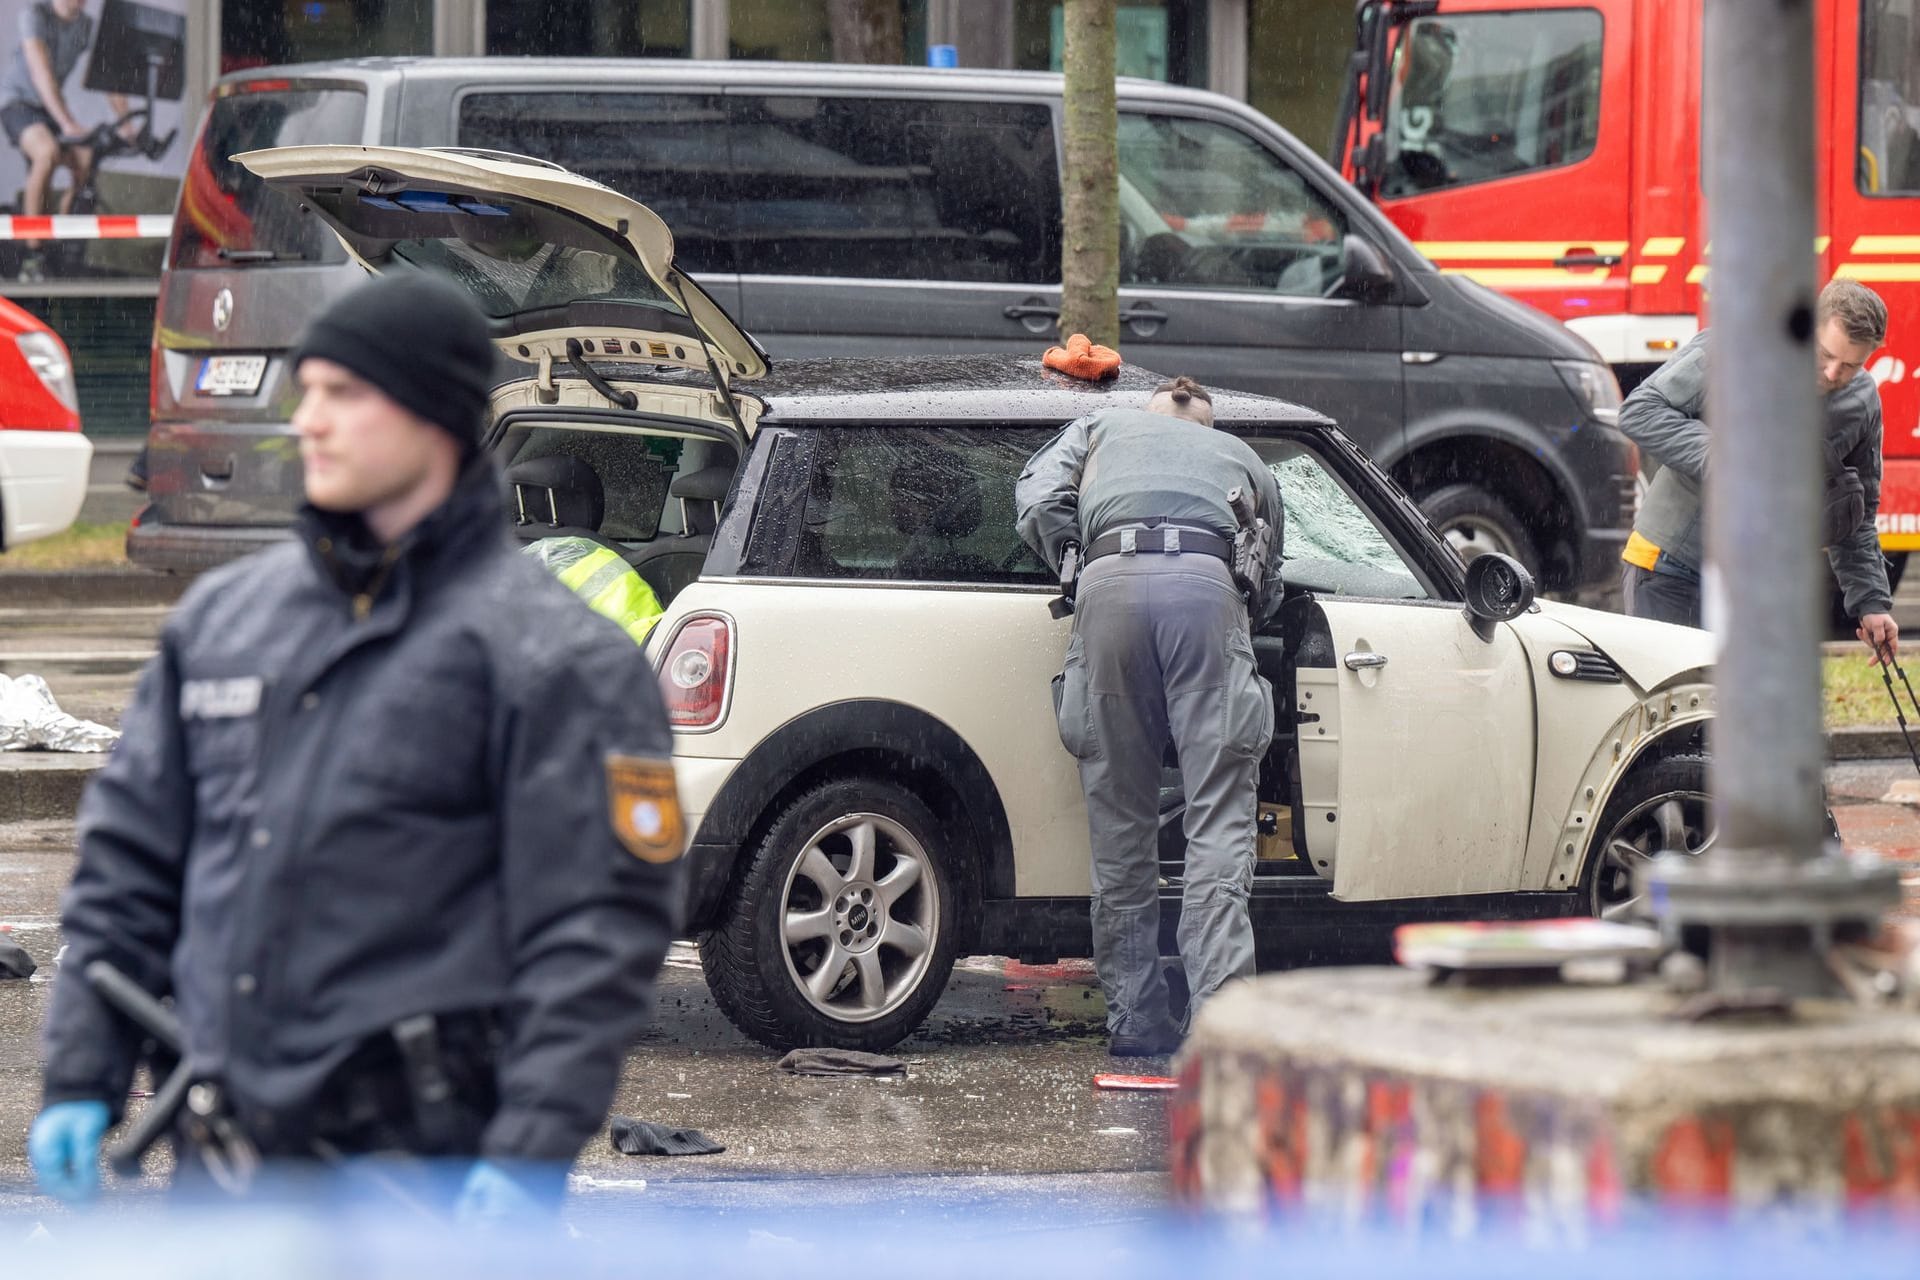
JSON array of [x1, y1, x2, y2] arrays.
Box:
[[235, 145, 768, 385]]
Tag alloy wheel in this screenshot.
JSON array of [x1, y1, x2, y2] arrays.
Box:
[[1591, 789, 1714, 920], [778, 812, 940, 1023]]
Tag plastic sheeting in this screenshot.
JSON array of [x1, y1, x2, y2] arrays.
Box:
[[0, 673, 118, 752]]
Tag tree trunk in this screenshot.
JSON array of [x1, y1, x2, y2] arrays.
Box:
[[1059, 0, 1119, 348], [829, 0, 906, 64]]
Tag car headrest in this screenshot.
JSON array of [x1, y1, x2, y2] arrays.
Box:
[[506, 454, 605, 533], [889, 447, 983, 541], [669, 465, 732, 504]]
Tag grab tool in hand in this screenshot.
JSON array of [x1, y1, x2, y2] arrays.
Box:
[[86, 959, 449, 1216], [82, 960, 259, 1190], [1870, 638, 1920, 775]]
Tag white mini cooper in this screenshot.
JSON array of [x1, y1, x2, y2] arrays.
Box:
[[244, 146, 1716, 1051]]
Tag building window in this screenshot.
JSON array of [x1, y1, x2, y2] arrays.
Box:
[[1248, 0, 1365, 154], [1861, 0, 1920, 194], [221, 0, 431, 73], [1010, 0, 1205, 85], [485, 0, 690, 57], [730, 0, 915, 62]]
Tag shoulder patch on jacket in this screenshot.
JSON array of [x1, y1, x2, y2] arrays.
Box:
[[607, 754, 684, 862]]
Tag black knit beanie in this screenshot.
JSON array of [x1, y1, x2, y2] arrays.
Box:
[[291, 273, 495, 448]]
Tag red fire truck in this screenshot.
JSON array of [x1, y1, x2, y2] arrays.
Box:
[[1335, 0, 1920, 574]]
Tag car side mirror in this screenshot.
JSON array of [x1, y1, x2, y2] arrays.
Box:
[[1334, 234, 1397, 303], [1462, 552, 1535, 641]]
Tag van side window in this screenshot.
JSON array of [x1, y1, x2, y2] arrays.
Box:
[[456, 92, 736, 274], [1117, 114, 1348, 297], [727, 96, 1062, 284], [1860, 0, 1920, 194], [1379, 10, 1604, 196], [797, 428, 1054, 584]]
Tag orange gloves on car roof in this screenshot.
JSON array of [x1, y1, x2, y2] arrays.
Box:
[[1043, 332, 1122, 381]]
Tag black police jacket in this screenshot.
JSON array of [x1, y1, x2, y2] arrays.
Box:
[[42, 458, 685, 1164]]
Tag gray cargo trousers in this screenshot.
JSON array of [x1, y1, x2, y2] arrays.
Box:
[[1053, 553, 1276, 1036]]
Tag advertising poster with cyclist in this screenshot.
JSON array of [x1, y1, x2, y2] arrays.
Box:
[[0, 0, 187, 280]]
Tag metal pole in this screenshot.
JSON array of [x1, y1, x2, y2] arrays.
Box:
[[1650, 0, 1899, 997]]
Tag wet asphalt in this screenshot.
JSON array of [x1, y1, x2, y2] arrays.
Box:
[[6, 601, 1920, 1230], [0, 817, 1171, 1226]]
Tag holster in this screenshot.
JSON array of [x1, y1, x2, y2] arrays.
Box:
[[1049, 542, 1082, 620], [1226, 485, 1272, 604]]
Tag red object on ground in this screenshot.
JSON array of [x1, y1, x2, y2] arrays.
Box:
[[1043, 332, 1122, 381], [1093, 1073, 1178, 1091]]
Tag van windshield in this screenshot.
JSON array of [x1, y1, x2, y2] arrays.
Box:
[[171, 83, 368, 269]]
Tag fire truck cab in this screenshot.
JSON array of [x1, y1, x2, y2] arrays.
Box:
[[1337, 0, 1920, 574]]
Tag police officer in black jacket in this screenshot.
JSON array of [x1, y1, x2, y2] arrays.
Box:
[[29, 274, 685, 1218]]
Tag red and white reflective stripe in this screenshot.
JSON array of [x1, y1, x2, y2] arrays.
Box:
[[0, 214, 171, 240]]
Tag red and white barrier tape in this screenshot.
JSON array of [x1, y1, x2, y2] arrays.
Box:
[[0, 214, 170, 240]]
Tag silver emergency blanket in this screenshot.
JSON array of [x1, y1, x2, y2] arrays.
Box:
[[0, 673, 118, 752]]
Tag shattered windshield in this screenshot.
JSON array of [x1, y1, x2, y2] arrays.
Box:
[[1257, 445, 1429, 599]]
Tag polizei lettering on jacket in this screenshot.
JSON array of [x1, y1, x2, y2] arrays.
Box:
[[178, 677, 263, 721]]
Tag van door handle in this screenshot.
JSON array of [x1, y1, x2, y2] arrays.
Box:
[[1343, 651, 1388, 671], [1002, 303, 1061, 321], [1553, 253, 1622, 268]]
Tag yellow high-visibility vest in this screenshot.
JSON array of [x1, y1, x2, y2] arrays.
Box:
[[524, 536, 663, 645]]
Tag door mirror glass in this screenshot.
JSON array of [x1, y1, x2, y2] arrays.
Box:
[[1462, 551, 1535, 640], [1333, 234, 1396, 303]]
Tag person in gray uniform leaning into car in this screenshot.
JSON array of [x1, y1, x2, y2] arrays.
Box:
[[1016, 376, 1283, 1057]]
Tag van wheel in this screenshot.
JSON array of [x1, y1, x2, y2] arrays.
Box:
[[1419, 483, 1539, 577], [1586, 754, 1714, 920], [700, 778, 960, 1052]]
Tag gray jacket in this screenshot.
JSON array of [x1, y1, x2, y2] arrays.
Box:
[[1619, 329, 1892, 618], [1014, 407, 1284, 625]]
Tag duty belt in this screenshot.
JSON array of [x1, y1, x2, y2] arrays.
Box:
[[1084, 520, 1232, 565]]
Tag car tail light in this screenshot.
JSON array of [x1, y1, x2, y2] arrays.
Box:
[[658, 615, 732, 729]]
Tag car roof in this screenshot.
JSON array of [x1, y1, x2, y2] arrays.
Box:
[[743, 356, 1333, 427], [215, 57, 1247, 113]]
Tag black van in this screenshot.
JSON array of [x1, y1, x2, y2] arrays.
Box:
[[133, 58, 1635, 588]]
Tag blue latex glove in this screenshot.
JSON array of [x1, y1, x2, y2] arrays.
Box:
[[454, 1160, 561, 1224], [27, 1100, 111, 1203]]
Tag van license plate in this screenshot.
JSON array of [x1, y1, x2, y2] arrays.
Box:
[[196, 355, 267, 397]]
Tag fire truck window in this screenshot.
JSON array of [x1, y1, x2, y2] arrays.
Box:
[[1116, 113, 1347, 296], [1860, 0, 1920, 194], [1379, 10, 1604, 197]]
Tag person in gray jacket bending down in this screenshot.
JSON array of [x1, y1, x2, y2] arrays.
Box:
[[1015, 376, 1283, 1058], [1617, 277, 1898, 661]]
